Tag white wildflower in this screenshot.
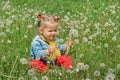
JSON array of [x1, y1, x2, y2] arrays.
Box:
[[104, 73, 115, 80], [27, 25, 33, 29], [76, 62, 85, 71], [20, 58, 28, 64], [116, 45, 120, 48], [83, 37, 88, 43], [28, 69, 35, 76], [24, 35, 28, 39], [35, 55, 40, 60], [42, 76, 49, 80], [74, 39, 79, 44], [69, 29, 78, 37], [1, 55, 6, 61], [117, 64, 120, 69], [79, 54, 84, 58], [7, 39, 12, 44], [18, 76, 24, 80], [94, 70, 101, 77], [109, 29, 114, 33], [31, 76, 38, 80], [84, 64, 89, 70], [59, 38, 64, 43], [112, 36, 117, 41], [100, 63, 105, 68], [104, 43, 109, 48]]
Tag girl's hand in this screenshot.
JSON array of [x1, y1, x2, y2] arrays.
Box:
[[66, 39, 73, 47], [48, 46, 56, 53]]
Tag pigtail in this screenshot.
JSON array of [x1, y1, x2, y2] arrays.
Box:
[[36, 14, 45, 27]]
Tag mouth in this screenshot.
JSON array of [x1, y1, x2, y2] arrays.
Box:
[[49, 35, 55, 40]]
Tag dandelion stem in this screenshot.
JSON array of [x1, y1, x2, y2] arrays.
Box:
[[1, 73, 16, 79], [8, 56, 18, 80]]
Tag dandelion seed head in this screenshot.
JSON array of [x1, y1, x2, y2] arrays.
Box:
[[31, 76, 38, 80], [69, 29, 78, 37], [76, 62, 85, 71], [109, 29, 114, 33], [100, 63, 105, 68], [104, 43, 109, 48], [18, 76, 24, 80], [1, 55, 6, 61], [20, 58, 28, 64], [105, 73, 115, 80], [79, 54, 84, 58], [83, 37, 88, 43], [28, 69, 35, 76], [117, 64, 120, 69], [42, 76, 48, 80], [74, 39, 79, 44], [112, 36, 117, 41], [35, 55, 40, 60], [7, 39, 12, 44], [24, 35, 28, 39], [27, 25, 33, 29], [84, 64, 89, 70], [94, 70, 101, 77]]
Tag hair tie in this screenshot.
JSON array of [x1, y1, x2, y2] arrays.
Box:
[[54, 16, 60, 22], [37, 14, 44, 19]]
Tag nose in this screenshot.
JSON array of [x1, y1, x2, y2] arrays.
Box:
[[51, 31, 55, 34]]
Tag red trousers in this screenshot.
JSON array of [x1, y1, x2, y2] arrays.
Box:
[[29, 55, 72, 72]]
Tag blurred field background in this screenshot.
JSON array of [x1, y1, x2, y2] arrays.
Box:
[[0, 0, 120, 80]]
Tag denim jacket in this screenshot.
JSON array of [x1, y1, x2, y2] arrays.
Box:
[[30, 35, 65, 60]]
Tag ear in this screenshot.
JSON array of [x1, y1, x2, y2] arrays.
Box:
[[39, 28, 43, 34]]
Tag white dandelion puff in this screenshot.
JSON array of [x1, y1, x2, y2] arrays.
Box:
[[100, 63, 105, 68], [112, 36, 117, 41], [116, 45, 120, 48], [27, 25, 33, 29], [42, 76, 49, 80], [31, 76, 38, 80], [35, 55, 40, 60], [18, 76, 24, 80], [24, 35, 28, 39], [117, 64, 120, 70], [83, 37, 88, 43], [104, 43, 109, 48], [79, 54, 84, 58], [84, 64, 89, 70], [69, 29, 78, 38], [94, 70, 101, 77], [28, 69, 35, 76], [109, 29, 114, 33], [7, 39, 12, 44], [74, 39, 79, 44], [76, 62, 85, 71], [104, 73, 115, 80], [20, 58, 28, 64], [1, 55, 7, 61], [59, 38, 64, 43]]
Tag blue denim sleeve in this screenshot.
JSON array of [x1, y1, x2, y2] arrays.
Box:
[[56, 38, 66, 54], [31, 42, 49, 59]]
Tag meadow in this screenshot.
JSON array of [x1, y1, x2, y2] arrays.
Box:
[[0, 0, 120, 80]]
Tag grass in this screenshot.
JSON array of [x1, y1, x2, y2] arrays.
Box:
[[0, 0, 120, 80]]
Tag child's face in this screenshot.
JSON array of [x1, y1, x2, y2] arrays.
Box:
[[40, 23, 58, 41]]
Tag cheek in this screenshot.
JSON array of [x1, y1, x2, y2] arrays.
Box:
[[55, 32, 58, 36]]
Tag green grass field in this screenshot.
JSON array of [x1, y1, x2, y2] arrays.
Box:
[[0, 0, 120, 80]]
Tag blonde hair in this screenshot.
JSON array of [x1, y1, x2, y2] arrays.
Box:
[[37, 14, 60, 30]]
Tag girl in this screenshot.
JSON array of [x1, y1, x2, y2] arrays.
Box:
[[29, 14, 73, 72]]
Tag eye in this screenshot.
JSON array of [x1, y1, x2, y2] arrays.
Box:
[[54, 29, 57, 32], [48, 30, 52, 32]]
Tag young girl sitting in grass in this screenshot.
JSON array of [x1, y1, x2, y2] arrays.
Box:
[[29, 14, 73, 72]]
